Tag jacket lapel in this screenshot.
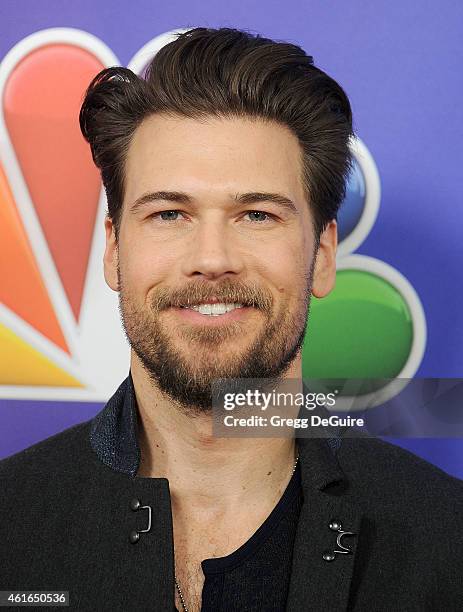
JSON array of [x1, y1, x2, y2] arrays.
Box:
[[286, 436, 364, 612], [89, 375, 364, 610]]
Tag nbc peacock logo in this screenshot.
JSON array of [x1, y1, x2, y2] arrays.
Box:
[[0, 28, 427, 403]]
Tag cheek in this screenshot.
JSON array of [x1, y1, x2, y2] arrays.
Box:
[[119, 242, 167, 296], [268, 239, 307, 291]]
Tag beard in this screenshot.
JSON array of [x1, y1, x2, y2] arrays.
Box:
[[117, 259, 315, 416]]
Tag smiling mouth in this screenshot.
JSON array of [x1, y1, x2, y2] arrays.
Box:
[[180, 302, 245, 316], [168, 303, 256, 325]]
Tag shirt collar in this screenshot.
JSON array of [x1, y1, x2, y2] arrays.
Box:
[[89, 373, 345, 488]]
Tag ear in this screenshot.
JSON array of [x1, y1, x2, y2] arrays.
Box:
[[311, 220, 337, 298], [103, 216, 119, 292]]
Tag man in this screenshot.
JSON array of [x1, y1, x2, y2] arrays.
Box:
[[1, 27, 462, 612]]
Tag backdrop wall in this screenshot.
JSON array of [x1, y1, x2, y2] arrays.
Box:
[[1, 0, 462, 477]]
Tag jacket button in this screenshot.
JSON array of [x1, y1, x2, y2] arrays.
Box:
[[323, 551, 335, 562], [130, 498, 141, 511], [329, 519, 342, 531], [129, 530, 140, 544]]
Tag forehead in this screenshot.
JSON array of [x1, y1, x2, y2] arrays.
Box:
[[123, 113, 306, 205]]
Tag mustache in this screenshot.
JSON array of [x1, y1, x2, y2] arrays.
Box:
[[150, 279, 274, 312]]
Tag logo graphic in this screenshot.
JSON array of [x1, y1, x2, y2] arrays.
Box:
[[0, 28, 427, 402]]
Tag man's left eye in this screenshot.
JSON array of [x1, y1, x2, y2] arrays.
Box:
[[245, 211, 275, 223]]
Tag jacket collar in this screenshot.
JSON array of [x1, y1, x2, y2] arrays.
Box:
[[90, 374, 141, 478], [90, 372, 344, 488]]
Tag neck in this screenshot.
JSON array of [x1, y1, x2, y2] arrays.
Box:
[[131, 353, 301, 514]]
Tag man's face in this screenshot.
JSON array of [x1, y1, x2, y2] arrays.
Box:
[[104, 114, 336, 413]]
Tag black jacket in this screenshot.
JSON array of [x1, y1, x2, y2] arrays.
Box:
[[1, 374, 462, 611]]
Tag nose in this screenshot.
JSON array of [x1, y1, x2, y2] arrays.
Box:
[[180, 218, 244, 279]]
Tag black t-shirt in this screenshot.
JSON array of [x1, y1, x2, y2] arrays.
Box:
[[175, 461, 303, 611]]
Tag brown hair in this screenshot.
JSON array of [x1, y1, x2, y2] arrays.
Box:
[[79, 27, 354, 241]]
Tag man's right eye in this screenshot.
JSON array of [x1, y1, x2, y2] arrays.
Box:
[[150, 210, 185, 222]]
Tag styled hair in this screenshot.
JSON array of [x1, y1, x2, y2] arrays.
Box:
[[79, 27, 354, 241]]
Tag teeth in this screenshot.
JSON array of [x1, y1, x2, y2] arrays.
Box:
[[184, 303, 244, 316]]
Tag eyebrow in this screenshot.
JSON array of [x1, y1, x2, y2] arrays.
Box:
[[128, 190, 300, 215]]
